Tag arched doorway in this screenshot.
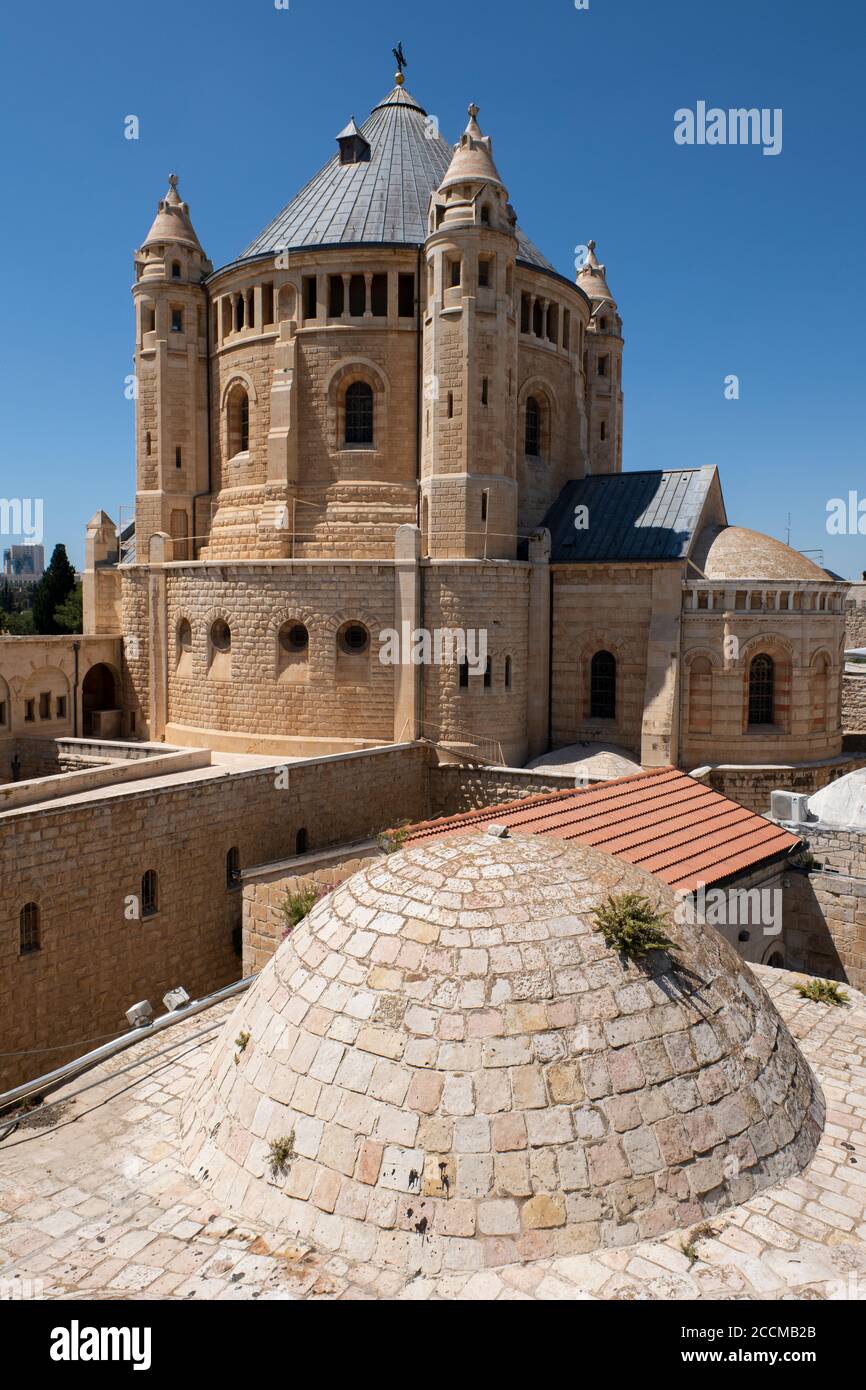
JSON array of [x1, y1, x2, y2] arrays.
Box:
[[82, 664, 117, 736]]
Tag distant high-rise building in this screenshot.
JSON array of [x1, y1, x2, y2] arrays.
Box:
[[2, 544, 44, 578]]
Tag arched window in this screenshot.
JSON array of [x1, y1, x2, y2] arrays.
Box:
[[345, 381, 374, 445], [296, 828, 308, 855], [171, 260, 181, 279], [338, 623, 370, 655], [277, 620, 309, 682], [19, 902, 40, 955], [226, 847, 241, 890], [210, 619, 231, 653], [227, 385, 250, 457], [525, 397, 541, 457], [748, 654, 775, 725], [590, 650, 616, 719], [141, 869, 159, 918], [504, 655, 512, 690], [279, 622, 309, 654], [688, 657, 713, 734], [176, 618, 193, 676]]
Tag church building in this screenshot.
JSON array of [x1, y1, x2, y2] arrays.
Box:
[[76, 64, 848, 774]]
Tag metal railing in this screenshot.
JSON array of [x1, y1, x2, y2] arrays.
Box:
[[0, 975, 256, 1116]]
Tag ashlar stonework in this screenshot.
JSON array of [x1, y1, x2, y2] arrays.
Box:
[[182, 831, 822, 1271]]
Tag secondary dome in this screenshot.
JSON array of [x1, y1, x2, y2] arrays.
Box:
[[697, 525, 831, 582], [182, 832, 821, 1271]]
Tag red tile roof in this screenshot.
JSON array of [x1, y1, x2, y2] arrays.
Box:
[[403, 767, 801, 893]]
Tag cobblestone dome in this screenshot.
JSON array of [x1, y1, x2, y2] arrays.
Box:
[[181, 831, 823, 1272]]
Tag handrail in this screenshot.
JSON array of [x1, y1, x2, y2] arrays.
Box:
[[0, 975, 256, 1115]]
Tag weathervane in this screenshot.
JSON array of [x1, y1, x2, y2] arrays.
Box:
[[392, 42, 407, 76]]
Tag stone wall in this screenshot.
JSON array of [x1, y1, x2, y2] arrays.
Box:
[[843, 670, 866, 730], [782, 824, 866, 991], [163, 564, 397, 743], [242, 844, 381, 977], [691, 755, 866, 815], [0, 737, 60, 782], [421, 564, 531, 765], [427, 763, 577, 817], [0, 743, 430, 1090], [550, 564, 651, 758], [846, 586, 866, 647]]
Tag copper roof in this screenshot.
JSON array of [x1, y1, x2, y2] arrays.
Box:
[[402, 766, 801, 892]]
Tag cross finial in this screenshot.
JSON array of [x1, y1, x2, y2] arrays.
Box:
[[392, 41, 407, 75], [168, 172, 179, 189], [468, 102, 480, 121]]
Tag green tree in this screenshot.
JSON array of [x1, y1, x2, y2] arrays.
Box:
[[32, 544, 76, 635], [0, 607, 36, 634], [0, 581, 14, 614], [54, 583, 82, 634]]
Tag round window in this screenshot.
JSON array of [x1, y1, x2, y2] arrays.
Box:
[[279, 622, 309, 653], [339, 623, 369, 655], [210, 619, 231, 652]]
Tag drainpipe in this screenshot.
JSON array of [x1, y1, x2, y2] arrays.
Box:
[[72, 639, 80, 737]]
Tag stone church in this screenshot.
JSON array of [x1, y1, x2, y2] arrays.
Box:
[[75, 66, 850, 772]]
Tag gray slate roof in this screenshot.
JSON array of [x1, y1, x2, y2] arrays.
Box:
[[237, 85, 553, 270], [537, 469, 715, 564]]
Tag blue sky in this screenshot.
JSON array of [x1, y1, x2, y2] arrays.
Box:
[[1, 0, 864, 575]]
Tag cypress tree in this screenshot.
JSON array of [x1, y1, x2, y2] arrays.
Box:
[[32, 544, 77, 634]]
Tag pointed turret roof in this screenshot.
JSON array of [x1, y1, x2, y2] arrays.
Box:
[[235, 82, 551, 269], [577, 238, 616, 306], [437, 103, 506, 194], [142, 175, 203, 251]]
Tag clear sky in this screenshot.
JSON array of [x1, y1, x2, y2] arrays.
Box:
[[1, 0, 864, 575]]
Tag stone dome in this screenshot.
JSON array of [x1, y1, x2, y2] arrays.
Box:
[[697, 525, 830, 582], [182, 831, 821, 1272]]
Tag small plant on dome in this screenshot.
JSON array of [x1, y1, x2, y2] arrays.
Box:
[[794, 978, 849, 1007], [268, 1131, 296, 1179], [280, 885, 322, 940], [592, 892, 676, 962], [376, 821, 411, 854], [234, 1030, 250, 1065], [680, 1222, 718, 1265], [793, 850, 820, 872]]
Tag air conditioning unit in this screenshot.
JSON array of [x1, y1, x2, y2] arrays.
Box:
[[770, 790, 812, 824]]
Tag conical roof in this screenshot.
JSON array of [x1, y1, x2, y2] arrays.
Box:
[[142, 175, 203, 251], [437, 103, 506, 194], [577, 239, 615, 306], [183, 831, 821, 1271], [236, 84, 552, 269]]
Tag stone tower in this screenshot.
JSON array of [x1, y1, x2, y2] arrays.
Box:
[[578, 240, 623, 474], [422, 106, 519, 560], [132, 176, 212, 562]]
